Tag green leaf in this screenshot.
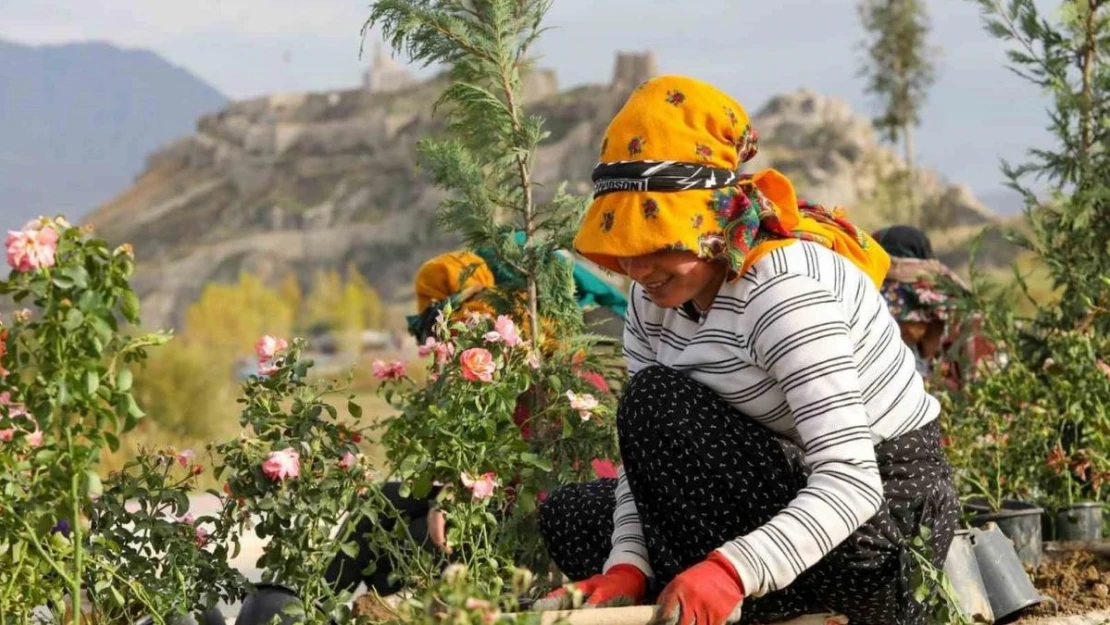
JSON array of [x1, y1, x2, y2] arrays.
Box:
[[116, 367, 132, 392], [104, 432, 120, 453], [83, 470, 103, 500], [85, 370, 99, 395], [340, 540, 361, 559], [125, 394, 144, 419], [51, 273, 74, 289], [348, 401, 363, 418], [120, 290, 141, 323], [59, 265, 89, 289], [519, 452, 553, 471], [88, 315, 113, 344], [62, 308, 84, 330]]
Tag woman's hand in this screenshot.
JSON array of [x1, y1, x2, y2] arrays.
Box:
[[532, 564, 647, 611], [650, 552, 745, 625]]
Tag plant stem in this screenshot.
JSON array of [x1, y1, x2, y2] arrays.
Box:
[[495, 35, 541, 360], [17, 518, 74, 587], [67, 428, 83, 625]]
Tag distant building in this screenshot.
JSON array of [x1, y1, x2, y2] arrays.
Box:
[[362, 41, 416, 93], [610, 51, 659, 90]]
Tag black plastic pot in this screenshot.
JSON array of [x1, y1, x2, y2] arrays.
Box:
[[235, 585, 304, 625], [968, 500, 1044, 568], [1055, 502, 1104, 542], [969, 524, 1047, 621], [941, 530, 994, 623], [235, 584, 336, 625], [134, 606, 224, 625]]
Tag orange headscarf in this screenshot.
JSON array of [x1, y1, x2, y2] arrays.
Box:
[[573, 75, 889, 287]]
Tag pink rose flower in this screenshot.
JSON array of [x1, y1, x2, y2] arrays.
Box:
[[566, 390, 599, 421], [6, 222, 59, 272], [591, 458, 619, 479], [254, 335, 288, 361], [177, 449, 195, 467], [261, 448, 301, 481], [0, 429, 13, 442], [460, 471, 499, 501], [179, 513, 195, 525], [339, 451, 358, 471], [371, 359, 407, 380], [483, 331, 503, 344], [194, 526, 209, 548], [27, 430, 43, 448], [494, 316, 521, 347], [459, 348, 496, 383]]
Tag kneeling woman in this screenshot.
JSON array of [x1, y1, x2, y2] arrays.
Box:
[[536, 76, 958, 625]]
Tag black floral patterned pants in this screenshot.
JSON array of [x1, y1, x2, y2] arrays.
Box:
[[538, 366, 959, 625]]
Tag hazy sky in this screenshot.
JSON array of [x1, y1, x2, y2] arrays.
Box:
[[0, 0, 1057, 204]]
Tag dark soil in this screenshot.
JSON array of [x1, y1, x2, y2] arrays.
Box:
[[1022, 551, 1110, 618]]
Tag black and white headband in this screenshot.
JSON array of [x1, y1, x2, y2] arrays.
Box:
[[591, 160, 738, 199]]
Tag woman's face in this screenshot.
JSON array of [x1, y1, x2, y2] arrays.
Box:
[[617, 250, 726, 309]]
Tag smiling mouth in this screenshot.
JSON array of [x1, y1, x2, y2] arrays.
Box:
[[643, 277, 672, 291]]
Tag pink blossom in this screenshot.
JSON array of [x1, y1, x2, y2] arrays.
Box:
[[527, 352, 541, 369], [418, 337, 438, 358], [591, 458, 619, 479], [177, 449, 195, 467], [465, 598, 494, 611], [459, 348, 496, 383], [494, 316, 521, 347], [371, 359, 407, 380], [179, 513, 195, 525], [26, 430, 43, 448], [339, 451, 358, 471], [433, 341, 456, 365], [194, 526, 209, 548], [254, 335, 289, 361], [5, 223, 59, 272], [0, 429, 13, 442], [566, 391, 599, 421], [0, 393, 28, 420], [483, 331, 503, 344], [460, 471, 499, 501], [578, 370, 610, 394], [465, 311, 490, 327], [261, 448, 301, 481], [258, 360, 280, 376]]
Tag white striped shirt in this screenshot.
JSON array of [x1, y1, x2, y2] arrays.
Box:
[[607, 241, 939, 598]]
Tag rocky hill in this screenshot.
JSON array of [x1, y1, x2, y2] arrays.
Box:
[[0, 38, 227, 230], [85, 53, 999, 331]]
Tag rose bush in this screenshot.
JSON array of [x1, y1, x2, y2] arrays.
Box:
[[210, 336, 404, 624], [377, 308, 619, 596]]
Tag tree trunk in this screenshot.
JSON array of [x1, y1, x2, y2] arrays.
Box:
[[903, 123, 918, 226]]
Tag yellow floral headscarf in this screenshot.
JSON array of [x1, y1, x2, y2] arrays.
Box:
[[413, 251, 496, 316], [573, 75, 889, 287]]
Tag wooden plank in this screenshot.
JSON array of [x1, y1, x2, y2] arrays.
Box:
[[505, 606, 848, 625], [1043, 541, 1110, 556]]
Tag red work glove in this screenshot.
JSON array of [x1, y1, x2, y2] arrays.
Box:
[[650, 552, 745, 625], [533, 564, 647, 611]]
